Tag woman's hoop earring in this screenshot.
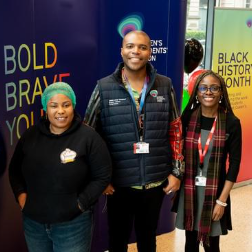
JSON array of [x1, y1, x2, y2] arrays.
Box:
[[196, 96, 199, 104]]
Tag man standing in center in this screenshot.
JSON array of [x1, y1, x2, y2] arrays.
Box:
[[84, 30, 184, 252]]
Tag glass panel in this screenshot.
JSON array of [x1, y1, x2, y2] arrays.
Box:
[[186, 0, 208, 69], [215, 0, 252, 8], [183, 0, 208, 112]]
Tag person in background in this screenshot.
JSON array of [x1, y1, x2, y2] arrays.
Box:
[[174, 70, 242, 252], [9, 82, 112, 252], [84, 30, 184, 252]]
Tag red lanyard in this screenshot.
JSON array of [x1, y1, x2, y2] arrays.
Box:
[[198, 117, 217, 168]]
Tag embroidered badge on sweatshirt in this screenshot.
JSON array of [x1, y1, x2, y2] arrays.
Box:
[[60, 148, 77, 164]]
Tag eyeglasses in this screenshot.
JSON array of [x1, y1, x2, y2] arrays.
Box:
[[198, 85, 221, 94]]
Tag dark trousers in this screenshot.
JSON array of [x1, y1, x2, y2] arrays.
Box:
[[107, 185, 165, 252], [185, 230, 220, 252]]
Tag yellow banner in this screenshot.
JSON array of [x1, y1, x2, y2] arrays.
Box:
[[212, 8, 252, 182]]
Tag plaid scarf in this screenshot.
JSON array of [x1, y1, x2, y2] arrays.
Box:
[[184, 107, 226, 243]]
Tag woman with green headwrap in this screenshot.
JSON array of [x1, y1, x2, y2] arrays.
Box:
[[9, 82, 112, 252]]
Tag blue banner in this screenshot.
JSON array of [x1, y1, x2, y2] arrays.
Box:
[[0, 1, 187, 251]]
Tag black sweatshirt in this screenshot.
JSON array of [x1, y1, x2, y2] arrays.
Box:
[[9, 113, 112, 224]]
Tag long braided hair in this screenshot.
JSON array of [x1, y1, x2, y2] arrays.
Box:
[[182, 70, 231, 244]]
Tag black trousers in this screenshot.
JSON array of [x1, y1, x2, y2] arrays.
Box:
[[185, 230, 220, 252], [107, 184, 165, 252]]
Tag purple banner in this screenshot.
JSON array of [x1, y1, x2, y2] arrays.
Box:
[[0, 0, 187, 251]]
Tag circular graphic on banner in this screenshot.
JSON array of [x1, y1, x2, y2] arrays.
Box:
[[117, 14, 144, 38]]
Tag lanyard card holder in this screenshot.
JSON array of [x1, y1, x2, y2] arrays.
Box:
[[133, 142, 149, 154], [195, 170, 206, 186]]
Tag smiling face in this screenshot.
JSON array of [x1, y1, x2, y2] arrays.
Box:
[[121, 31, 151, 73], [47, 94, 74, 134], [197, 75, 222, 115]]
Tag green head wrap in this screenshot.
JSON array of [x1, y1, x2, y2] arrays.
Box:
[[41, 82, 76, 111]]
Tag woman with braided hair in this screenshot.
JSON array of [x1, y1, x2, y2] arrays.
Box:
[[174, 70, 242, 252]]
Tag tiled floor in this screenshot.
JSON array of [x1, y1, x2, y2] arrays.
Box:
[[128, 184, 252, 252]]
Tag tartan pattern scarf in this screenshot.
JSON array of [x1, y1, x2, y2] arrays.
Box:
[[184, 107, 226, 243]]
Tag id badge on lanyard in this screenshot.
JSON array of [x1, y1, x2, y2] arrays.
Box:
[[195, 170, 207, 186], [124, 73, 150, 155], [133, 116, 149, 154], [133, 141, 149, 154], [196, 116, 217, 187]]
